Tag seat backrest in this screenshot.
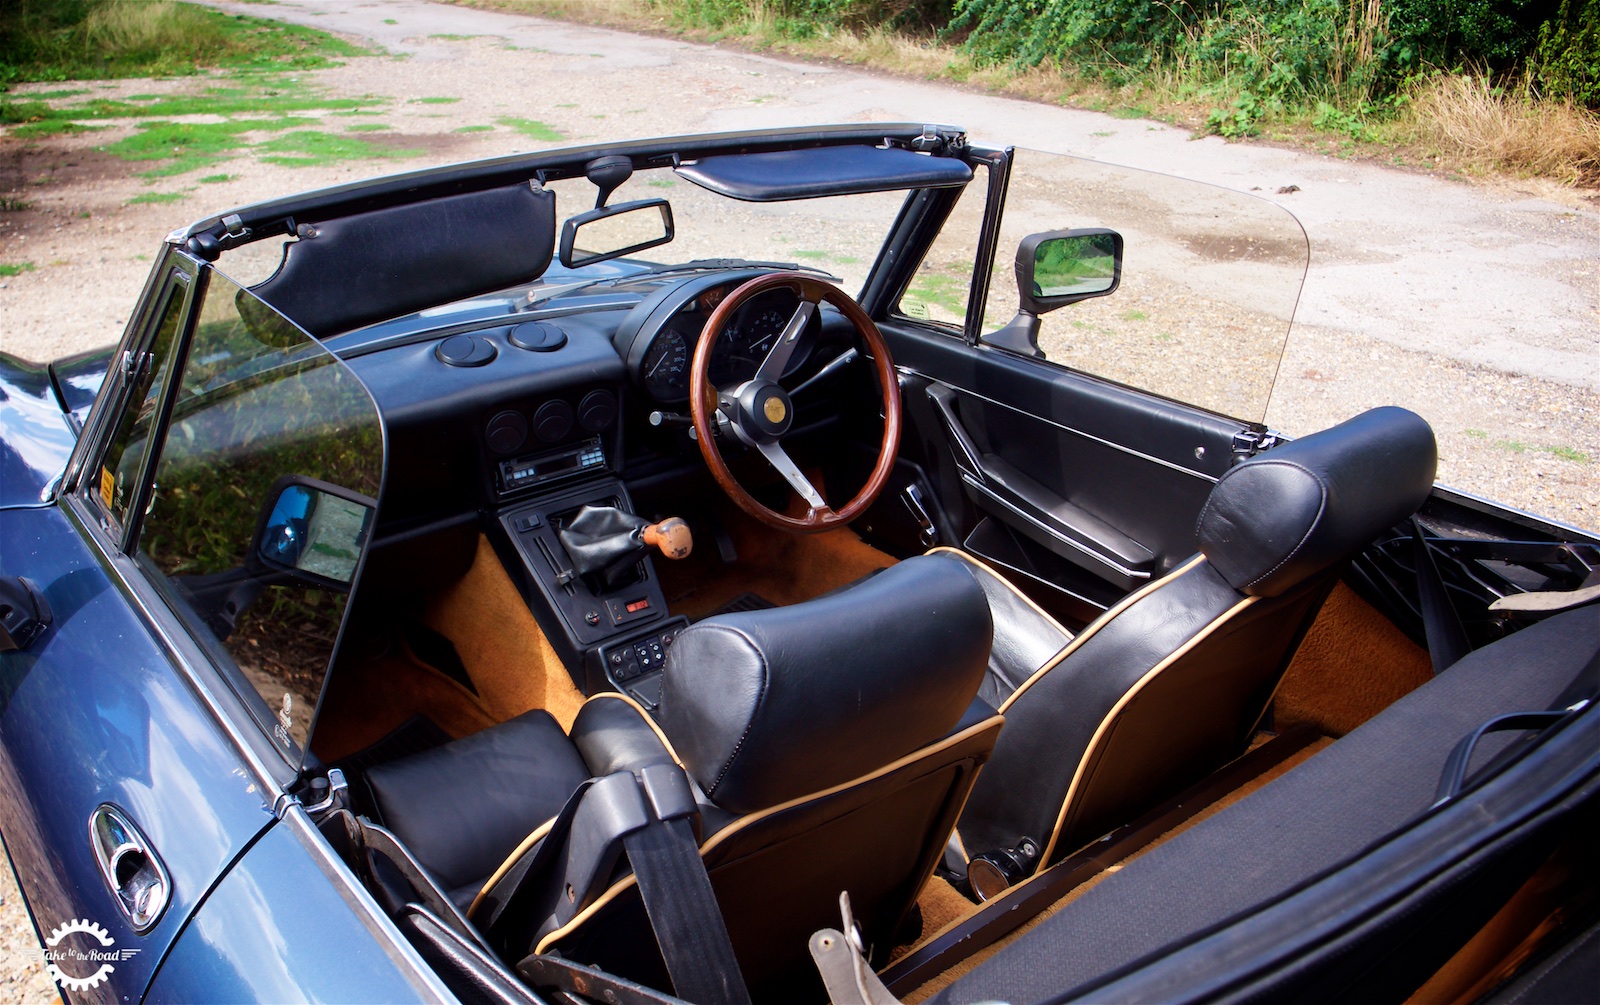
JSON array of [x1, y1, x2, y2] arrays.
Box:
[[540, 554, 1001, 994], [958, 407, 1438, 868]]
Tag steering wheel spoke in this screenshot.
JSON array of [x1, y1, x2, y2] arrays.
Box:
[[756, 440, 828, 511], [754, 299, 816, 384]]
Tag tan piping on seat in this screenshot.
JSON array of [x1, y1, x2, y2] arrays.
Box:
[[996, 554, 1207, 715], [1035, 594, 1259, 866], [469, 816, 557, 921], [582, 691, 689, 767], [928, 547, 1076, 642], [533, 713, 1007, 956], [467, 692, 684, 920]]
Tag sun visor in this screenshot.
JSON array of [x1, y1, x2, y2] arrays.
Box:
[[675, 145, 972, 202], [251, 182, 555, 339]]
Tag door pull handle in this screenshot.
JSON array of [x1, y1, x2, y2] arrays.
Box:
[[89, 804, 170, 932]]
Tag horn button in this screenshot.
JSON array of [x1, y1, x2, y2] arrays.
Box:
[[726, 380, 794, 443]]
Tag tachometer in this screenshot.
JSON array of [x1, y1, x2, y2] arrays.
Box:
[[642, 330, 689, 400]]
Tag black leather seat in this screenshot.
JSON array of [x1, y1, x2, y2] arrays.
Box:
[[947, 406, 1438, 879], [367, 553, 1002, 995]]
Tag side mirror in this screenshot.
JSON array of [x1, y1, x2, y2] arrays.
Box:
[[988, 228, 1124, 358], [253, 476, 375, 588], [559, 198, 674, 269]]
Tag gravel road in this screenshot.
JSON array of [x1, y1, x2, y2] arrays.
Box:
[[0, 1, 1596, 996]]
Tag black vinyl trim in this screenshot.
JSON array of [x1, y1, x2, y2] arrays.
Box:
[[1052, 707, 1600, 1003]]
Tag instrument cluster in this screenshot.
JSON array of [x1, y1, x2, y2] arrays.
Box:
[[638, 282, 804, 402]]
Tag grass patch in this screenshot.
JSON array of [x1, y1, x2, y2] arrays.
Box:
[[128, 191, 187, 204], [454, 124, 493, 132], [0, 1, 372, 84], [0, 262, 37, 277], [256, 130, 422, 167], [103, 117, 319, 177], [345, 123, 390, 132], [410, 96, 461, 104], [198, 173, 234, 183], [9, 119, 108, 138], [902, 271, 966, 317], [496, 116, 562, 140], [0, 197, 32, 211]]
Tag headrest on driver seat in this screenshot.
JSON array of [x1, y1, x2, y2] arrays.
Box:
[[658, 554, 994, 815], [1197, 406, 1437, 599]]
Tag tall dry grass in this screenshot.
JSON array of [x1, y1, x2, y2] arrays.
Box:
[[1407, 74, 1600, 186]]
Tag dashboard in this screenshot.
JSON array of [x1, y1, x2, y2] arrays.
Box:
[[347, 268, 852, 530]]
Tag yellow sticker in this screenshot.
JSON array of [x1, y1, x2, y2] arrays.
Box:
[[99, 467, 115, 510]]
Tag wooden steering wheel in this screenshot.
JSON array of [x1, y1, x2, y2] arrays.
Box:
[[689, 272, 901, 533]]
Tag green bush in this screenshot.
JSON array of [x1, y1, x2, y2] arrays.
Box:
[[1536, 0, 1600, 105]]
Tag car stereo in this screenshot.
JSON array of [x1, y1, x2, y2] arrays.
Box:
[[497, 437, 606, 495]]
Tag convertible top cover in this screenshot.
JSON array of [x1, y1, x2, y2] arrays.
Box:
[[676, 144, 972, 201]]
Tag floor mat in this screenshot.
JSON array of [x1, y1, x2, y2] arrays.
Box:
[[706, 592, 776, 618]]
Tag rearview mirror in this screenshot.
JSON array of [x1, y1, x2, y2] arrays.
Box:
[[254, 477, 375, 588], [559, 198, 674, 268], [987, 228, 1124, 358]]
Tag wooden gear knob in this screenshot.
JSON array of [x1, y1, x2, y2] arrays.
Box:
[[641, 517, 692, 560]]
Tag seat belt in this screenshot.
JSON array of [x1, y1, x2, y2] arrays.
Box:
[[496, 764, 753, 1005], [1411, 518, 1471, 673], [624, 809, 752, 1005]]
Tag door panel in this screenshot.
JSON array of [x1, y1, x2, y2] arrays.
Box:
[[144, 810, 447, 1003], [0, 504, 276, 1001], [886, 325, 1248, 618]]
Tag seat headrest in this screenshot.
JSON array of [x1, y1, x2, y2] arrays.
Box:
[[658, 554, 994, 815], [1198, 407, 1436, 598]]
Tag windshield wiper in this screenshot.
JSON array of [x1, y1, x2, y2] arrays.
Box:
[[528, 259, 838, 305]]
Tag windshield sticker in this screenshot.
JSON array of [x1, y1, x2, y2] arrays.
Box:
[[99, 468, 115, 510]]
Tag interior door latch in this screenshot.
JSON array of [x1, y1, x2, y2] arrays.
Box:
[[902, 484, 939, 547]]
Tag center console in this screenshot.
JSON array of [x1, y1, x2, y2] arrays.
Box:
[[498, 478, 686, 706]]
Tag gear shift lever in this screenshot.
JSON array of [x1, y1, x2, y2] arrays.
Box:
[[558, 505, 692, 592]]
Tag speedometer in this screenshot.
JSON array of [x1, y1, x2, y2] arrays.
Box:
[[642, 330, 689, 400], [741, 306, 790, 364]]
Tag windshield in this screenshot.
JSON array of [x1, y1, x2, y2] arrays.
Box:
[[534, 170, 911, 297]]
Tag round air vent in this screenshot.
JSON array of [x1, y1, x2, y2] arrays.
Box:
[[578, 390, 618, 432], [533, 401, 575, 443], [509, 321, 567, 352], [436, 334, 497, 367], [486, 410, 528, 455]]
